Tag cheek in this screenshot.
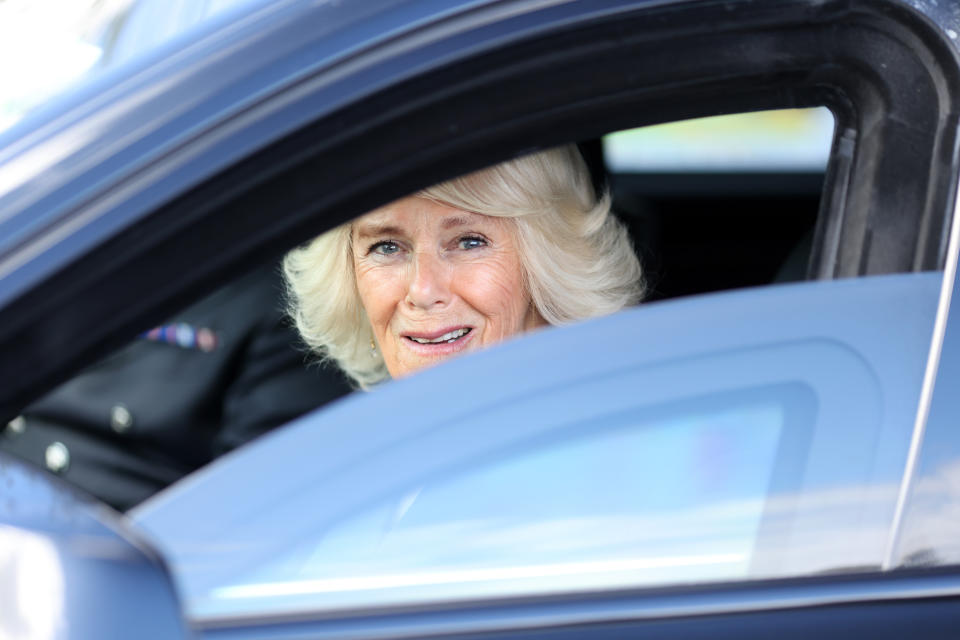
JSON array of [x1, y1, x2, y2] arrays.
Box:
[[354, 263, 403, 326], [460, 260, 529, 332]]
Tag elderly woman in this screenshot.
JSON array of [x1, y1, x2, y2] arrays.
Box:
[[283, 145, 644, 389]]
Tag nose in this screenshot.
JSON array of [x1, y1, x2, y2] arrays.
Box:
[[405, 250, 450, 310]]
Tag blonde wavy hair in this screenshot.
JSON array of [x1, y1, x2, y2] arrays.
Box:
[[283, 145, 645, 388]]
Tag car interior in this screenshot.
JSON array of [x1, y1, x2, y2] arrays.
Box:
[[588, 110, 827, 301], [4, 108, 834, 510]]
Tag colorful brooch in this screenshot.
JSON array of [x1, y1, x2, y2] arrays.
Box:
[[142, 323, 218, 352]]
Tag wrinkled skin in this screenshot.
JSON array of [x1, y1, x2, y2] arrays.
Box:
[[352, 196, 544, 378]]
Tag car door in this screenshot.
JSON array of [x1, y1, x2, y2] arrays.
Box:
[[131, 269, 941, 631], [1, 0, 960, 638], [0, 454, 189, 639]]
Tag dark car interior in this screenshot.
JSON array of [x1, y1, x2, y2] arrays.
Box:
[[613, 171, 820, 299], [583, 118, 825, 303]]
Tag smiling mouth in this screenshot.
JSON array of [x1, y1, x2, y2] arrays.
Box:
[[406, 328, 472, 344]]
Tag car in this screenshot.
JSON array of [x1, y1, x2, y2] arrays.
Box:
[[2, 0, 960, 638]]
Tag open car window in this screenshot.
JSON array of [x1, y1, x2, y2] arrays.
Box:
[[0, 107, 834, 512]]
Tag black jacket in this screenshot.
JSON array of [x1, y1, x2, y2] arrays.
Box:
[[1, 265, 351, 510]]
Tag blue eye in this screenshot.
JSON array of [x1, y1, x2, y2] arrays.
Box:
[[371, 241, 400, 255], [459, 236, 486, 250]]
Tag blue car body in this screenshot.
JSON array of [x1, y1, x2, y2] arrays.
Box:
[[3, 0, 960, 637]]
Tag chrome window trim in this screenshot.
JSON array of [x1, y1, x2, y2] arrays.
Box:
[[882, 168, 960, 569], [194, 571, 960, 636]]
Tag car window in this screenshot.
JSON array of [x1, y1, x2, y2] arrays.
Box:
[[887, 222, 960, 569], [0, 107, 832, 512], [133, 271, 940, 620], [197, 388, 795, 616]]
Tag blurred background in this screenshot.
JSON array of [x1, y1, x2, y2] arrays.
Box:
[[0, 0, 263, 133]]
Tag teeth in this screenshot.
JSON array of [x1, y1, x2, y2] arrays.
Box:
[[410, 328, 470, 344]]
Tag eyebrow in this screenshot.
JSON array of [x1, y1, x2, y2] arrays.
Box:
[[441, 215, 475, 230], [353, 223, 403, 239], [354, 215, 481, 238]]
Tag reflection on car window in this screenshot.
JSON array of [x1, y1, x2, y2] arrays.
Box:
[[138, 273, 940, 620], [205, 390, 792, 614]]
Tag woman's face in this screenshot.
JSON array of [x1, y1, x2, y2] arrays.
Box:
[[352, 196, 544, 378]]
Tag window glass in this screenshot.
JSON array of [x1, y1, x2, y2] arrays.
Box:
[[200, 388, 795, 615], [135, 272, 940, 620], [889, 257, 960, 568]]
